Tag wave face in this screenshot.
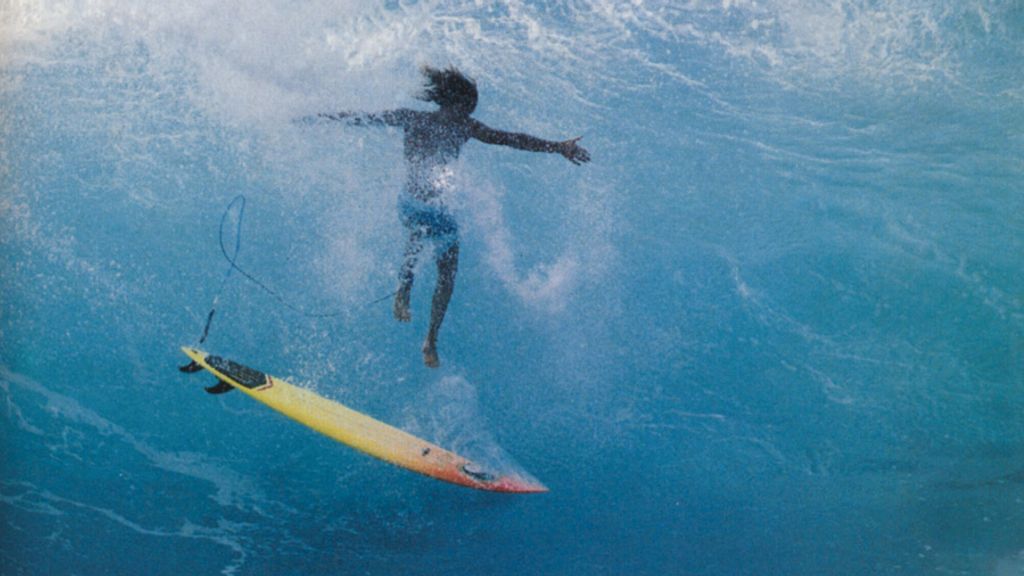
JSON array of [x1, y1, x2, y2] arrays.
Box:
[[3, 1, 1022, 574]]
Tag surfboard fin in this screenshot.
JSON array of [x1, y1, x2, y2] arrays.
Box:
[[204, 380, 235, 395], [179, 360, 204, 373]]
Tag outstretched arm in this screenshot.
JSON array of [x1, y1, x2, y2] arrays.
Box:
[[470, 120, 591, 165], [296, 109, 415, 128]]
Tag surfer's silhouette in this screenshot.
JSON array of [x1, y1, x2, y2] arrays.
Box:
[[302, 66, 590, 367]]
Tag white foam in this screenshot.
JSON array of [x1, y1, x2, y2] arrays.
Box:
[[399, 374, 539, 483], [3, 0, 990, 105], [0, 365, 270, 514], [0, 479, 248, 576], [460, 170, 615, 315]]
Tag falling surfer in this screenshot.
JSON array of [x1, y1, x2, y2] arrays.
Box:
[[300, 66, 590, 367]]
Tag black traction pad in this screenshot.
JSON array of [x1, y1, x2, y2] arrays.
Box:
[[205, 355, 271, 390]]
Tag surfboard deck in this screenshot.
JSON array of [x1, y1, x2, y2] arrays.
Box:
[[180, 347, 547, 493]]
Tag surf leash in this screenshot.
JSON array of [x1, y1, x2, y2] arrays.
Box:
[[180, 194, 396, 372]]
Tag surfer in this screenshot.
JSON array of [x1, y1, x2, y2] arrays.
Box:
[[301, 66, 590, 367]]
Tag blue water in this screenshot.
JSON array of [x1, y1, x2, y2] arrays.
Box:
[[2, 2, 1022, 574]]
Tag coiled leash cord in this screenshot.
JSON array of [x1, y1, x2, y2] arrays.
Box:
[[180, 194, 395, 372]]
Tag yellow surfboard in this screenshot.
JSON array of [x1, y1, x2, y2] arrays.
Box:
[[180, 347, 546, 493]]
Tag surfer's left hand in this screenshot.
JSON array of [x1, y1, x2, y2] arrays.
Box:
[[559, 137, 591, 165]]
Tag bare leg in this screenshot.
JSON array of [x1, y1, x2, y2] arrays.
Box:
[[422, 242, 459, 368], [394, 229, 424, 322]]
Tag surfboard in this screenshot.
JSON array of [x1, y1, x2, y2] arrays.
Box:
[[180, 347, 547, 493]]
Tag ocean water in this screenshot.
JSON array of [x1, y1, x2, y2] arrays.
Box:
[[2, 1, 1022, 574]]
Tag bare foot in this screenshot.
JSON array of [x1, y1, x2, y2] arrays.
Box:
[[393, 291, 411, 322], [422, 341, 440, 368]]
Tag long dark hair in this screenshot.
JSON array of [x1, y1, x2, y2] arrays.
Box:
[[417, 65, 478, 114]]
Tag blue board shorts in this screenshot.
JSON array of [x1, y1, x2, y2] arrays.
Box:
[[399, 195, 459, 252]]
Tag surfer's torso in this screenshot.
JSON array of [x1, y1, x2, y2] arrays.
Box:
[[397, 109, 473, 200]]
